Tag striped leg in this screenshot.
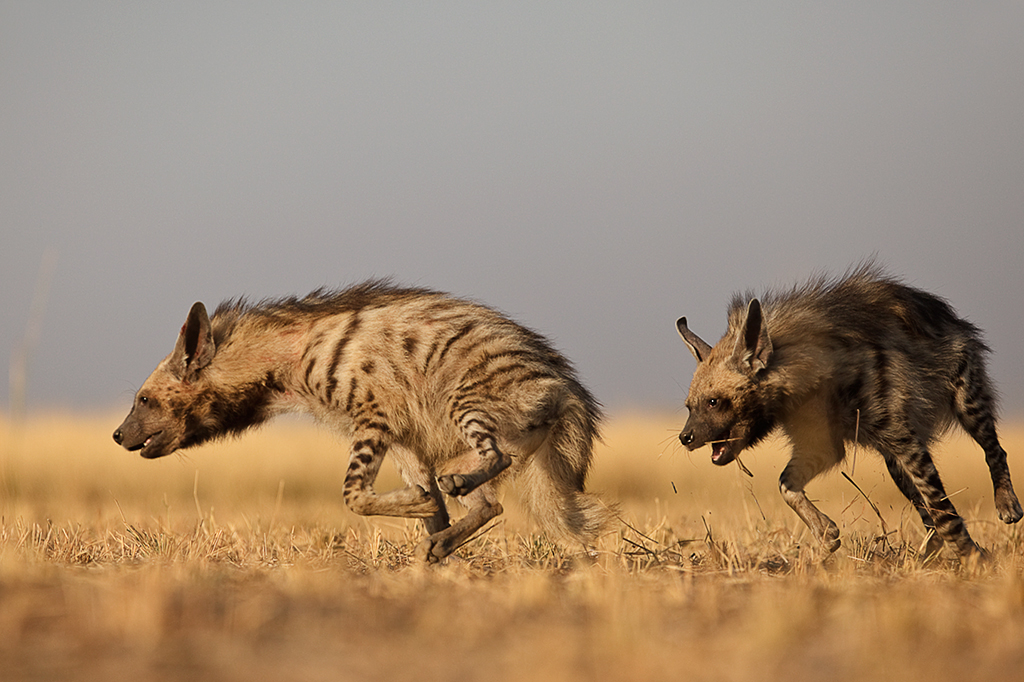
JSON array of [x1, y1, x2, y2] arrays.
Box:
[[886, 430, 981, 558], [979, 436, 1022, 524], [882, 454, 944, 556], [953, 348, 1023, 524], [342, 429, 439, 518], [437, 409, 512, 497]]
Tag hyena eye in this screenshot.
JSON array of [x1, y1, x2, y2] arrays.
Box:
[[708, 398, 719, 408], [138, 394, 159, 409]]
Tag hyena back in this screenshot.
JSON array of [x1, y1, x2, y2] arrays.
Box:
[[675, 264, 1021, 559], [114, 280, 611, 562]]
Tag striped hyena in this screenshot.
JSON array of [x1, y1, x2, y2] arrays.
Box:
[[113, 280, 611, 562], [675, 264, 1021, 559]]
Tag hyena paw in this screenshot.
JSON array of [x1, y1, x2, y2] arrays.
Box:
[[414, 536, 449, 564], [407, 486, 442, 518], [437, 473, 478, 497], [960, 543, 992, 569], [996, 491, 1023, 524], [821, 525, 841, 554], [413, 538, 439, 564]]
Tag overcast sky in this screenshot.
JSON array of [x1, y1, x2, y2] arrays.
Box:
[[3, 2, 1023, 419]]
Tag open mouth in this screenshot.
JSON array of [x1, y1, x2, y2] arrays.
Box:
[[127, 432, 162, 455], [709, 430, 738, 466]]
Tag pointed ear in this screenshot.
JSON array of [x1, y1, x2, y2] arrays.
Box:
[[734, 299, 772, 373], [676, 317, 713, 363], [169, 302, 215, 382]]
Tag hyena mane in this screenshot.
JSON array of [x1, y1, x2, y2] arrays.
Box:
[[114, 279, 613, 562], [676, 262, 1021, 561]]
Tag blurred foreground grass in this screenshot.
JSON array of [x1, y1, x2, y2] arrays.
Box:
[[2, 412, 1024, 682]]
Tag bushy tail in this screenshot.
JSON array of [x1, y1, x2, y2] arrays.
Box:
[[516, 395, 616, 548]]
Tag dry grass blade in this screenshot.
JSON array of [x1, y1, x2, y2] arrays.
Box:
[[734, 454, 753, 478], [841, 470, 888, 536], [704, 436, 753, 476]]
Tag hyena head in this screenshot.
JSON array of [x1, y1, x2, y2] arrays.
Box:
[[113, 301, 219, 459], [676, 298, 777, 466]]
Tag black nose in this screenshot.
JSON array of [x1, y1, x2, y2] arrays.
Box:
[[679, 431, 694, 446], [113, 429, 123, 445]]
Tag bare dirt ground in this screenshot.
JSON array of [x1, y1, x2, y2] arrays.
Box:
[[2, 413, 1024, 682]]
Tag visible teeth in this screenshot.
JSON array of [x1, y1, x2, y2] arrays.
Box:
[[143, 436, 153, 447]]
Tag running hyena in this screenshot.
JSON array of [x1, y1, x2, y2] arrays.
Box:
[[675, 264, 1022, 559], [113, 280, 611, 562]]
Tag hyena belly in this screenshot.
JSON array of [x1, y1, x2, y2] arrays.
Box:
[[675, 265, 1021, 561], [114, 281, 611, 563]]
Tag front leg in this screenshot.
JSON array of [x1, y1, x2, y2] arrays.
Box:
[[779, 463, 841, 553], [342, 430, 438, 518], [779, 407, 846, 553], [388, 446, 453, 534]]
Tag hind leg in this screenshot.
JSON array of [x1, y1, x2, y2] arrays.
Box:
[[881, 454, 944, 556], [437, 408, 512, 497], [953, 353, 1023, 523], [415, 482, 504, 563], [884, 425, 981, 559], [980, 435, 1022, 524]]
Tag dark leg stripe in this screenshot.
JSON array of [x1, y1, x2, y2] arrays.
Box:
[[356, 420, 391, 435], [460, 417, 496, 434]]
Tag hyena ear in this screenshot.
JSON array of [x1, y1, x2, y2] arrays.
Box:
[[169, 301, 216, 382], [735, 298, 772, 374], [676, 317, 713, 363]]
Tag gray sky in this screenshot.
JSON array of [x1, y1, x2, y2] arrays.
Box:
[[3, 2, 1023, 418]]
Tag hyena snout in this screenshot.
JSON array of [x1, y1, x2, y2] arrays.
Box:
[[678, 414, 707, 450], [112, 416, 141, 449], [112, 414, 161, 455]]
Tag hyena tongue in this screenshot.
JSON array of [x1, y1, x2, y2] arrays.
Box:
[[711, 441, 732, 465]]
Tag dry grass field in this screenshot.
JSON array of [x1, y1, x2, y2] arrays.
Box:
[[3, 411, 1024, 681]]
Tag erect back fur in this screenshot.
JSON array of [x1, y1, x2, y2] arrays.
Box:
[[725, 262, 988, 442], [115, 279, 611, 558], [728, 263, 982, 357]]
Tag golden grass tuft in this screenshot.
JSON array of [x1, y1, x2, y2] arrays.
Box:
[[2, 412, 1024, 681]]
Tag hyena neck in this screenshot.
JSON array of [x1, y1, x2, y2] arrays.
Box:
[[202, 315, 312, 422], [178, 375, 285, 449], [759, 336, 835, 408]]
